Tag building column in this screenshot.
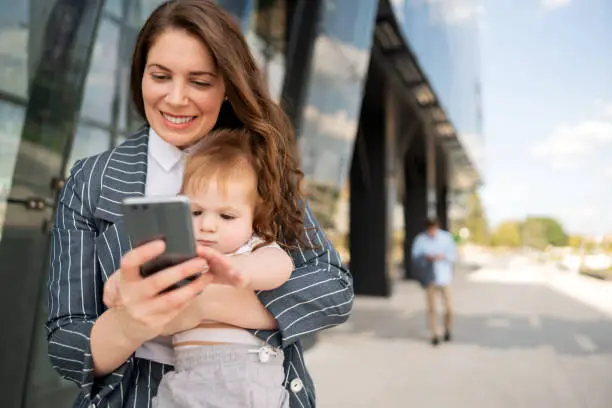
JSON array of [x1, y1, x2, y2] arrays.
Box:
[[436, 144, 449, 230], [402, 132, 427, 280], [349, 74, 396, 297]]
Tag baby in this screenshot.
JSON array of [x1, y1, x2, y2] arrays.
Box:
[[106, 128, 296, 407]]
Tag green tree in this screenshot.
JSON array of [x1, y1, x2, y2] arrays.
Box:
[[568, 235, 583, 248], [491, 221, 522, 247], [453, 189, 490, 245], [522, 216, 568, 249]]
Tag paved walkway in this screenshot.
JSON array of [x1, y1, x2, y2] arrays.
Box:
[[305, 257, 612, 408]]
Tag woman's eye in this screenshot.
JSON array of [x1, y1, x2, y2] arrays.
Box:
[[192, 81, 211, 88], [220, 214, 235, 220], [151, 73, 170, 81]]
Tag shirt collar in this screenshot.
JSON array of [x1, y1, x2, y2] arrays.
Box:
[[148, 127, 184, 172]]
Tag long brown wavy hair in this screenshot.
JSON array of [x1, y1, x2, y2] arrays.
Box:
[[130, 0, 306, 247]]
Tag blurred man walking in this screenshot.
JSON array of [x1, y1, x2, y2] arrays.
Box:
[[411, 218, 457, 346]]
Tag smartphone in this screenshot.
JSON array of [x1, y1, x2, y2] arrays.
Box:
[[122, 195, 199, 291]]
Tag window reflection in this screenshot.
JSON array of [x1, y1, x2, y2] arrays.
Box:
[[0, 0, 29, 98], [245, 0, 287, 101], [0, 100, 26, 244], [81, 18, 120, 125], [24, 279, 77, 408], [390, 0, 483, 166], [104, 0, 124, 17], [65, 123, 112, 178], [137, 0, 168, 24], [296, 0, 377, 249], [254, 0, 286, 55], [299, 0, 377, 187]]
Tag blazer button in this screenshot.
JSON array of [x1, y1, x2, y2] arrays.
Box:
[[290, 378, 303, 393], [258, 347, 271, 363]]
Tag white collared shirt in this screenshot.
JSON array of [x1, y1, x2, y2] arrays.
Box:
[[145, 126, 199, 196]]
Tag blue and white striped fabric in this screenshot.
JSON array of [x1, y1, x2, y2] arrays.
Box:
[[46, 125, 354, 408]]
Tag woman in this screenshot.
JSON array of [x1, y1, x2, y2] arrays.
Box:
[[45, 1, 353, 407]]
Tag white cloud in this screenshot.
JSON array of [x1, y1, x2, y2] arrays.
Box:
[[313, 35, 369, 79], [425, 0, 484, 25], [602, 103, 612, 119], [530, 119, 612, 168], [303, 105, 357, 142], [390, 0, 406, 23], [540, 0, 572, 11]]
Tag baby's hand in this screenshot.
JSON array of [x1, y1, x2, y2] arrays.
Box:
[[197, 246, 251, 288], [103, 271, 122, 309]]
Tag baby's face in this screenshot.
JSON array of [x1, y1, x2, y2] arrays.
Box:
[[187, 175, 255, 254]]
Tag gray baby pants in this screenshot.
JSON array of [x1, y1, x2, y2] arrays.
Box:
[[153, 344, 289, 408]]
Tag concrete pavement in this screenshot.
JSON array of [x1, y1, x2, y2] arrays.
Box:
[[305, 258, 612, 408]]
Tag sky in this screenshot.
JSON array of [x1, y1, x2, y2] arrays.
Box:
[[478, 0, 612, 236]]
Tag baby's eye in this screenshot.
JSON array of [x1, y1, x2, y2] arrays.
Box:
[[220, 214, 235, 220], [192, 210, 202, 217]]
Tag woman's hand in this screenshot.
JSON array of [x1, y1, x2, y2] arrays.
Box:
[[103, 271, 121, 308], [159, 297, 206, 336], [91, 240, 214, 376], [112, 240, 213, 344]]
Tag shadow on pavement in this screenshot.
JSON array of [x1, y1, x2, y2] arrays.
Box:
[[342, 306, 612, 356]]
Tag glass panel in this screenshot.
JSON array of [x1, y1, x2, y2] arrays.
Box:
[[217, 0, 253, 28], [116, 134, 128, 146], [138, 0, 170, 25], [24, 277, 77, 408], [117, 26, 138, 131], [0, 1, 29, 98], [0, 2, 106, 406], [0, 100, 26, 244], [253, 0, 286, 55], [104, 0, 124, 17], [299, 0, 377, 183], [81, 18, 120, 125], [244, 0, 286, 101], [65, 123, 112, 178], [296, 0, 377, 251], [390, 0, 484, 171]]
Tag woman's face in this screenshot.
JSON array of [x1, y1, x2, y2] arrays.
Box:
[[142, 29, 226, 148]]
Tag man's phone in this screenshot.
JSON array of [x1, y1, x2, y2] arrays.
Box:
[[122, 195, 200, 291]]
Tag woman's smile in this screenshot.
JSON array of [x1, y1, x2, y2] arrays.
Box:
[[160, 111, 198, 129]]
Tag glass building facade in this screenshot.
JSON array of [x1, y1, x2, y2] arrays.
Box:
[[391, 0, 484, 175], [0, 0, 481, 406]]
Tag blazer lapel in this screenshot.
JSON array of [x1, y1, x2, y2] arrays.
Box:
[[93, 125, 149, 225]]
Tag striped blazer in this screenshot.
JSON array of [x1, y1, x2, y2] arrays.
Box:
[[46, 126, 354, 408]]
